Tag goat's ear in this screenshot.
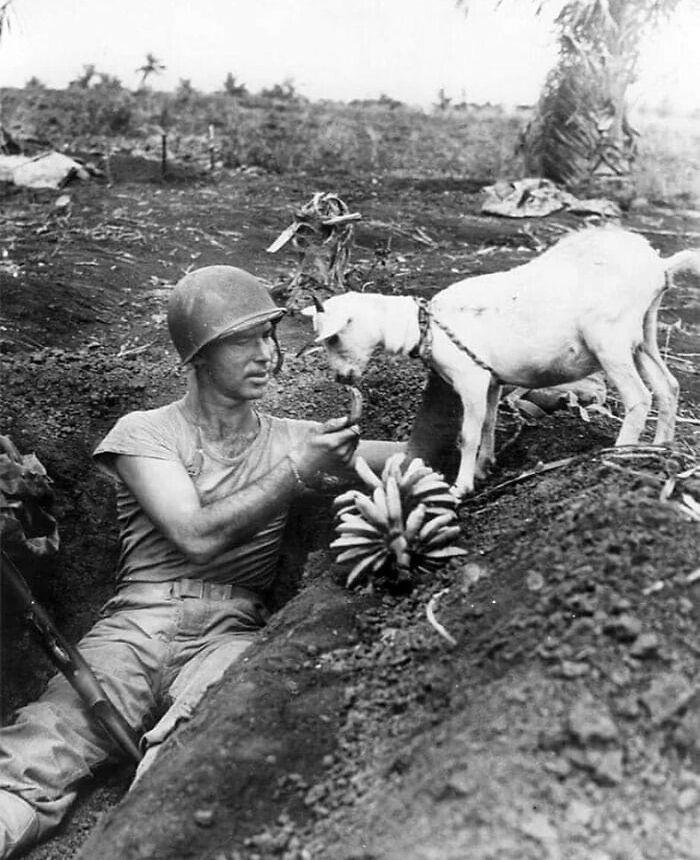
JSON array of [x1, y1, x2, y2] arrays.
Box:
[[314, 316, 346, 342], [300, 306, 316, 318]]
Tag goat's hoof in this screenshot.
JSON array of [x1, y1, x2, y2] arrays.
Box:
[[449, 485, 468, 501], [474, 465, 493, 483]]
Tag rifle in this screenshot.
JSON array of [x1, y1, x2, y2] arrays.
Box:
[[1, 550, 142, 764]]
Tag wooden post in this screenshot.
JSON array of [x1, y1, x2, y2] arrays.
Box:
[[160, 132, 167, 179], [208, 124, 216, 172]]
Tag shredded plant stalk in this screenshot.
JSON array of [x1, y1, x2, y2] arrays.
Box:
[[426, 587, 457, 647]]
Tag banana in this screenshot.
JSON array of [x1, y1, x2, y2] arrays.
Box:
[[336, 544, 386, 566], [418, 491, 457, 508], [372, 485, 390, 524], [421, 545, 468, 561], [401, 457, 427, 478], [419, 525, 462, 552], [411, 475, 453, 498], [384, 474, 403, 533], [388, 533, 410, 571], [336, 517, 383, 539], [334, 505, 359, 523], [346, 548, 387, 588], [354, 492, 389, 530], [404, 502, 427, 542], [330, 533, 381, 551], [347, 385, 364, 425], [416, 512, 455, 546], [332, 489, 361, 510], [381, 452, 406, 483], [354, 455, 383, 490], [398, 465, 436, 493]]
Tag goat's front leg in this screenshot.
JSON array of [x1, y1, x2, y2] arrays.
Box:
[[449, 371, 492, 499], [475, 378, 501, 481]]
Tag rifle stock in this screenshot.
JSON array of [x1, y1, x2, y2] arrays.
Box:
[[1, 550, 142, 764]]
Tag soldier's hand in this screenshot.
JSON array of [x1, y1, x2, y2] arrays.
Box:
[[294, 416, 361, 479]]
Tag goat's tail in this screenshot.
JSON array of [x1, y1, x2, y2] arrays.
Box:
[[663, 248, 700, 280]]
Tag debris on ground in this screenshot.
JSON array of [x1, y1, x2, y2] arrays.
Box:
[[0, 151, 91, 189], [267, 192, 361, 307], [481, 177, 622, 220]]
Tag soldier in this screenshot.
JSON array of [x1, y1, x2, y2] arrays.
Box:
[[0, 265, 402, 857]]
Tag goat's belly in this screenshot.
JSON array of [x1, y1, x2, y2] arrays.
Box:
[[495, 344, 598, 388]]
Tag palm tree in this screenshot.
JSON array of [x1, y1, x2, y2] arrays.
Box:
[[136, 53, 166, 90], [457, 0, 689, 185], [0, 0, 13, 41]]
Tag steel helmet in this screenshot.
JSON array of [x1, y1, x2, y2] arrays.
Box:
[[167, 266, 286, 364]]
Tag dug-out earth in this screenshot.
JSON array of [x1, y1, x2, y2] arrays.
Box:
[[1, 165, 699, 860]]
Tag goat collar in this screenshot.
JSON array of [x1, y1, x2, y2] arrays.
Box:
[[409, 297, 502, 383], [409, 297, 433, 360]]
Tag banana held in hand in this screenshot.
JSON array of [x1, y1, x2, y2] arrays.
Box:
[[347, 385, 364, 425]]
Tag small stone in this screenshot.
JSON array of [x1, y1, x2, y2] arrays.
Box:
[[679, 769, 700, 789], [560, 660, 590, 678], [568, 696, 619, 744], [565, 798, 595, 826], [444, 769, 475, 797], [678, 825, 700, 855], [613, 695, 641, 719], [505, 688, 528, 704], [544, 756, 572, 778], [603, 613, 642, 642], [520, 812, 557, 844], [609, 667, 631, 687], [640, 672, 694, 725], [526, 571, 545, 591], [629, 632, 660, 659], [611, 596, 633, 613], [193, 808, 215, 827], [678, 787, 699, 811], [589, 748, 623, 785], [679, 597, 694, 615]]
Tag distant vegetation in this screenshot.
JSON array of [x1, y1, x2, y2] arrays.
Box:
[[0, 81, 527, 179], [0, 74, 698, 204]]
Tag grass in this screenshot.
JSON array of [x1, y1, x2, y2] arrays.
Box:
[[0, 85, 697, 206]]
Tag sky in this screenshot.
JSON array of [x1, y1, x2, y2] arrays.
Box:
[[1, 0, 699, 111]]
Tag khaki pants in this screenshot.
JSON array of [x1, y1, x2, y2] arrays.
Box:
[[0, 583, 267, 858]]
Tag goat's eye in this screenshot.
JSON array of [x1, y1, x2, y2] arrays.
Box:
[[325, 334, 340, 346]]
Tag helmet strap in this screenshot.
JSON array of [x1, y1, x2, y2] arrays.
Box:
[[271, 329, 284, 375]]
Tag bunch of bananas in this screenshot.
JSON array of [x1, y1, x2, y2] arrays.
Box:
[[330, 453, 466, 588]]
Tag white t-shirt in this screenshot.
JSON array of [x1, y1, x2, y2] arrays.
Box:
[[93, 398, 318, 592]]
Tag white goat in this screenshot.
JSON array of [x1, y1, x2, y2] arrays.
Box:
[[302, 226, 700, 498]]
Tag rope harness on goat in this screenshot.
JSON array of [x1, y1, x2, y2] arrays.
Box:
[[411, 297, 503, 384]]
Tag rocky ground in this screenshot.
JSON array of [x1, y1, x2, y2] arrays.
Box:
[[1, 164, 699, 859]]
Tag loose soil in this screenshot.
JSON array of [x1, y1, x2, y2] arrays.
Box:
[[1, 164, 699, 860]]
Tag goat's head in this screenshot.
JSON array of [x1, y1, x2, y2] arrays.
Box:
[[300, 292, 385, 384]]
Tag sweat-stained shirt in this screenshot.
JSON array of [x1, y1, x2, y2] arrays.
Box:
[[93, 397, 319, 593]]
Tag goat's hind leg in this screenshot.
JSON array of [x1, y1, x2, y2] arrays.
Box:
[[594, 343, 653, 446], [635, 347, 678, 444], [637, 297, 679, 443]]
